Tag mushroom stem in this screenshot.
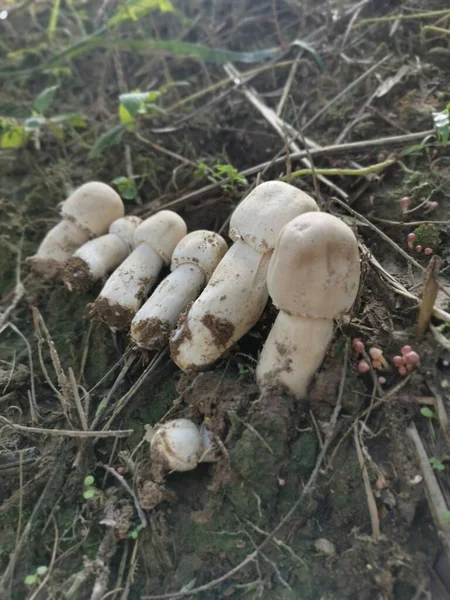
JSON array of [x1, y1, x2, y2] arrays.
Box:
[[90, 243, 164, 331], [171, 239, 270, 370], [131, 263, 205, 349], [63, 216, 141, 293], [256, 312, 333, 399], [29, 220, 91, 279]]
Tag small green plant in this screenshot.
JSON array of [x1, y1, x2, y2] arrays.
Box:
[[127, 524, 144, 539], [24, 565, 48, 585], [412, 224, 441, 253], [429, 456, 445, 471], [442, 510, 450, 524], [83, 475, 96, 500], [112, 176, 139, 201], [433, 104, 450, 145], [195, 162, 248, 194], [420, 407, 437, 419], [0, 85, 85, 149]]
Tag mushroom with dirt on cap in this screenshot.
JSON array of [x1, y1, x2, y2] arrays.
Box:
[[256, 211, 360, 399], [27, 182, 124, 279], [130, 230, 228, 349], [62, 216, 142, 293], [89, 210, 187, 331], [149, 418, 218, 476], [170, 181, 318, 371]]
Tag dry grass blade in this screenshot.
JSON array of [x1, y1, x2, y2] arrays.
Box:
[[354, 426, 380, 539], [0, 416, 133, 438], [418, 256, 442, 337], [407, 423, 450, 554]]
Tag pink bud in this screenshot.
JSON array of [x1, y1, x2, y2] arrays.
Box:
[[398, 366, 407, 376], [429, 201, 439, 210], [376, 477, 386, 490], [407, 233, 416, 243], [399, 197, 410, 210], [378, 376, 386, 385], [415, 245, 422, 253], [401, 345, 412, 355], [352, 338, 365, 354], [357, 360, 370, 374], [424, 247, 433, 256], [404, 351, 420, 365], [372, 360, 382, 370], [116, 467, 125, 475], [369, 347, 383, 360], [393, 355, 405, 367]]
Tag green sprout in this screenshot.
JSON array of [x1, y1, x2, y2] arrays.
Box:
[[24, 565, 48, 585], [83, 475, 96, 500]]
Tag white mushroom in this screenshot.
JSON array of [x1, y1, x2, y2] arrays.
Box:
[[62, 216, 142, 293], [256, 212, 360, 399], [89, 210, 187, 331], [150, 418, 218, 473], [27, 182, 124, 278], [170, 181, 318, 371], [130, 230, 227, 349]]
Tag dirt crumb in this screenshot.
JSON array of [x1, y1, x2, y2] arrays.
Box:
[[131, 316, 172, 349], [61, 256, 94, 293], [88, 297, 135, 331], [201, 313, 235, 347]]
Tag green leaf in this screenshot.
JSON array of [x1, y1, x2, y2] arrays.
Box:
[[83, 488, 95, 500], [111, 176, 138, 200], [84, 475, 95, 487], [48, 0, 61, 39], [49, 113, 86, 127], [118, 38, 282, 64], [0, 125, 26, 148], [25, 574, 38, 585], [420, 407, 436, 419], [24, 116, 46, 132], [89, 123, 126, 158], [119, 91, 161, 125], [128, 529, 138, 539], [430, 457, 445, 471], [33, 85, 59, 114], [442, 511, 450, 524], [291, 39, 326, 71], [36, 566, 48, 577], [109, 0, 174, 26]]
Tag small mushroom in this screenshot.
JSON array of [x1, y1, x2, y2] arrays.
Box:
[[62, 216, 142, 293], [130, 230, 227, 349], [170, 181, 318, 371], [27, 182, 124, 278], [150, 418, 218, 474], [256, 212, 360, 399], [89, 210, 187, 331]]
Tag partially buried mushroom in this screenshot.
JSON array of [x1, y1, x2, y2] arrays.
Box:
[[130, 230, 227, 349], [89, 210, 187, 331], [256, 212, 360, 399], [62, 216, 142, 293], [170, 181, 318, 371], [27, 182, 124, 278]]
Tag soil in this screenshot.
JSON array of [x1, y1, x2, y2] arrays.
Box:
[[1, 0, 450, 599], [62, 256, 95, 293], [131, 316, 173, 350]]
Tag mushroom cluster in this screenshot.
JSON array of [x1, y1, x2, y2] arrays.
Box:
[[29, 179, 362, 473]]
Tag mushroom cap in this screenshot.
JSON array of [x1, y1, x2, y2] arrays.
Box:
[[61, 182, 124, 236], [150, 419, 201, 472], [134, 211, 187, 265], [229, 181, 318, 253], [109, 215, 142, 249], [268, 212, 360, 319], [171, 230, 228, 280]]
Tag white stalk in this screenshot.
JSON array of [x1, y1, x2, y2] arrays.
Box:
[[131, 264, 205, 349], [256, 312, 333, 399], [63, 216, 141, 292], [171, 240, 270, 370], [28, 220, 91, 279], [90, 243, 164, 331]]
